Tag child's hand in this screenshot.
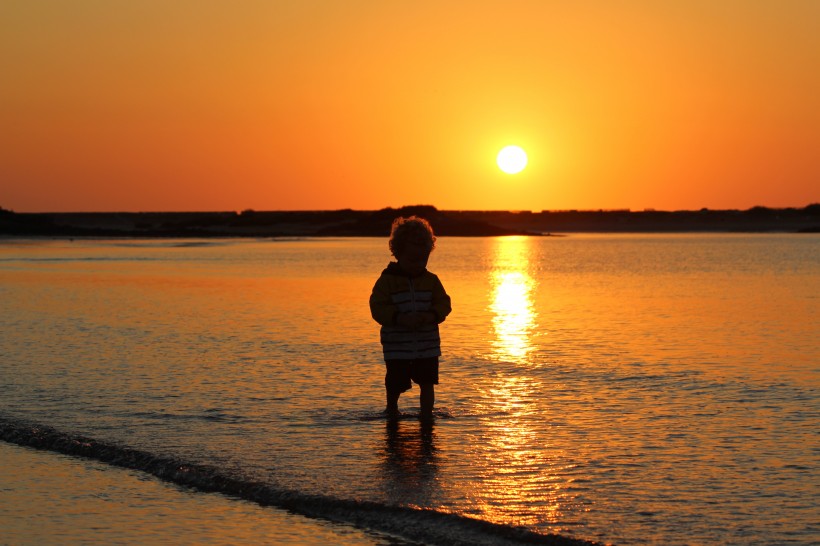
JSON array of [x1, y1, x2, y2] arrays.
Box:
[[397, 312, 421, 329], [397, 311, 434, 329], [418, 311, 435, 325]]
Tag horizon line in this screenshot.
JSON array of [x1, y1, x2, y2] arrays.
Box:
[[3, 203, 819, 215]]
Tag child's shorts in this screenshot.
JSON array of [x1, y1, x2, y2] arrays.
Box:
[[384, 357, 439, 393]]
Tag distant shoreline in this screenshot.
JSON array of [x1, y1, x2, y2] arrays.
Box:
[[1, 204, 818, 238]]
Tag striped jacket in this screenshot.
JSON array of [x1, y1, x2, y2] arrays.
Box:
[[369, 262, 452, 360]]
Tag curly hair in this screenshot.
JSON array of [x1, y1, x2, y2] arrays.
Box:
[[388, 216, 436, 257]]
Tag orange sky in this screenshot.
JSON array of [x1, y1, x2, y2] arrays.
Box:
[[1, 1, 818, 212]]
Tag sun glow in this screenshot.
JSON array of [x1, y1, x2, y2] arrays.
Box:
[[496, 146, 528, 174]]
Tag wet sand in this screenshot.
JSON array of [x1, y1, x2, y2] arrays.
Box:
[[0, 442, 402, 545]]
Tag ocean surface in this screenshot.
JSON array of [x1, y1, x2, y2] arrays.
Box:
[[1, 234, 817, 545]]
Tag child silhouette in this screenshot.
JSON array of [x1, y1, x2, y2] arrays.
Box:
[[369, 216, 452, 418]]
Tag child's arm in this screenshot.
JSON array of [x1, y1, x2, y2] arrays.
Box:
[[429, 276, 452, 323], [369, 275, 399, 326]]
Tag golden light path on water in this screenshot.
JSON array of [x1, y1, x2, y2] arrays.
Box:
[[470, 237, 570, 526], [489, 236, 538, 362]]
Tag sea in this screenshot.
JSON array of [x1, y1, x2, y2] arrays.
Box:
[[0, 234, 817, 545]]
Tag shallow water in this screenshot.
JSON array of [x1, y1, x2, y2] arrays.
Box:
[[1, 234, 818, 545]]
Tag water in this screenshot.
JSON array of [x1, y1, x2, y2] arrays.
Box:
[[1, 234, 818, 545]]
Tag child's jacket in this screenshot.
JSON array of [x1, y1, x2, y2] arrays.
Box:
[[369, 262, 452, 360]]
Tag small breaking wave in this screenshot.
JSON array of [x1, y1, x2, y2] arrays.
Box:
[[0, 416, 600, 546]]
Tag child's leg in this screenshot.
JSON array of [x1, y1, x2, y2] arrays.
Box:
[[419, 383, 435, 417], [384, 360, 411, 415], [386, 389, 401, 415]]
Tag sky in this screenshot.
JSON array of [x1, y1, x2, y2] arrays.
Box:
[[1, 0, 818, 213]]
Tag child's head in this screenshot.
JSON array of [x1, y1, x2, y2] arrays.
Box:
[[389, 216, 436, 256], [389, 216, 436, 275]]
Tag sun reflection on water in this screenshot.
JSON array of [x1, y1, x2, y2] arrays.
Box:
[[469, 237, 571, 529], [470, 373, 571, 528], [488, 237, 538, 363]]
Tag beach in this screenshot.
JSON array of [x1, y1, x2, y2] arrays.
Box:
[[0, 441, 404, 546]]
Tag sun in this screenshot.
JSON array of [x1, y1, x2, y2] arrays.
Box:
[[496, 145, 528, 174]]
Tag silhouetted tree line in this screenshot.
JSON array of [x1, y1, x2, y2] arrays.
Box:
[[1, 204, 818, 236]]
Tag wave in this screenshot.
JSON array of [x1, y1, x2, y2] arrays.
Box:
[[0, 416, 599, 546]]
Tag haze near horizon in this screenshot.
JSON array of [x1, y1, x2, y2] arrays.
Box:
[[1, 1, 818, 213]]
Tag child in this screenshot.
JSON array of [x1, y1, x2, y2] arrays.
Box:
[[369, 216, 452, 418]]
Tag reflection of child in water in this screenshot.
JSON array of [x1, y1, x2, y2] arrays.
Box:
[[369, 216, 452, 418]]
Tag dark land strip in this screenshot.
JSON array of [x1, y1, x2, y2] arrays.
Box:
[[1, 204, 818, 238]]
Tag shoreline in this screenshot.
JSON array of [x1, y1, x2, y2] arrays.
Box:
[[0, 441, 401, 546], [0, 418, 603, 546]]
